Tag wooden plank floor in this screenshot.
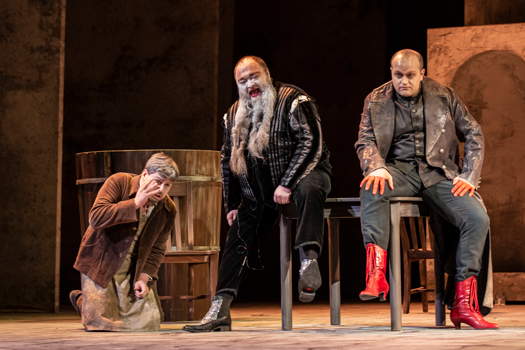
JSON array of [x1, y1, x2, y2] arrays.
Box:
[[0, 302, 524, 349]]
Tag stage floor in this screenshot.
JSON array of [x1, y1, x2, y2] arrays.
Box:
[[1, 302, 524, 349]]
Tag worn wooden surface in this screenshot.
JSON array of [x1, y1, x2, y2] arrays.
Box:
[[0, 303, 521, 349]]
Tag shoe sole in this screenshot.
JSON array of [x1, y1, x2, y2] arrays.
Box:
[[359, 292, 387, 302], [182, 324, 231, 333], [299, 290, 316, 303], [298, 260, 322, 303]]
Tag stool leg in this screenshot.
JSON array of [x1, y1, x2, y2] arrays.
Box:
[[402, 253, 410, 314], [280, 214, 293, 331], [434, 256, 446, 326], [328, 218, 341, 325], [209, 252, 219, 298], [389, 202, 402, 331], [419, 259, 429, 312], [188, 264, 196, 320]]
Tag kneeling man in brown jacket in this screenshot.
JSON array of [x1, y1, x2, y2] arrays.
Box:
[[70, 152, 178, 331]]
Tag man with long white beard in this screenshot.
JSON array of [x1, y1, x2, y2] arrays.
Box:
[[183, 56, 331, 332]]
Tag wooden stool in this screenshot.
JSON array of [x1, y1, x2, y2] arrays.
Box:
[[383, 197, 445, 329], [400, 215, 435, 314], [158, 181, 219, 321], [160, 250, 219, 320]]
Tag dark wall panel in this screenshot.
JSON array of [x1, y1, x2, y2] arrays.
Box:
[[61, 0, 221, 304], [232, 0, 388, 302], [231, 0, 464, 302], [0, 0, 64, 311]]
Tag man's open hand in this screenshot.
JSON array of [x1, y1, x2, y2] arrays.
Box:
[[451, 178, 475, 197], [360, 168, 394, 195]]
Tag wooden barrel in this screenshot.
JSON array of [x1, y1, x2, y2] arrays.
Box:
[[75, 149, 222, 250]]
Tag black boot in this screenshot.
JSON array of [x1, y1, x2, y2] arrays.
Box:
[[182, 294, 233, 332], [298, 258, 321, 303]]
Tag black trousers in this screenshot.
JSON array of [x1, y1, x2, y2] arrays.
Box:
[[360, 163, 489, 281], [216, 168, 331, 297]]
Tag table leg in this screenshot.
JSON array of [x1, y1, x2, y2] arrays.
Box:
[[328, 218, 341, 325], [389, 202, 402, 331], [280, 214, 293, 331]]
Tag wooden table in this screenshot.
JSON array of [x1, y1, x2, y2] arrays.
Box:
[[280, 197, 445, 331]]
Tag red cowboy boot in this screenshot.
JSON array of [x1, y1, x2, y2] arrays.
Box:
[[450, 276, 498, 329], [359, 243, 389, 301]]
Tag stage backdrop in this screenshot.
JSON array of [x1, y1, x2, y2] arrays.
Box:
[[428, 23, 525, 273]]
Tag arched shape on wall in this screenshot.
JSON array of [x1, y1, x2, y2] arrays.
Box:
[[452, 50, 525, 271]]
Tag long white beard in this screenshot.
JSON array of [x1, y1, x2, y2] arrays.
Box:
[[230, 84, 277, 175]]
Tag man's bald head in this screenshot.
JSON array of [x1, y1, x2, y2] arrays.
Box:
[[234, 56, 271, 79], [234, 55, 274, 101], [390, 49, 424, 70], [390, 49, 425, 97]]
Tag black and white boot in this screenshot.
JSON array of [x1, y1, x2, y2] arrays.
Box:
[[298, 258, 322, 303], [182, 294, 232, 332]]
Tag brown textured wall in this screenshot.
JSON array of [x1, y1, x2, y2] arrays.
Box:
[[465, 0, 525, 25], [452, 50, 525, 271], [428, 23, 525, 272], [0, 0, 65, 311], [61, 0, 222, 304]]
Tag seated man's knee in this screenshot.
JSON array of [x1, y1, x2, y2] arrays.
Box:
[[465, 209, 490, 234], [477, 211, 490, 232], [360, 186, 391, 202], [295, 178, 323, 200]]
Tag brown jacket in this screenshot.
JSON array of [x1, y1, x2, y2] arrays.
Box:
[[355, 77, 484, 187], [74, 172, 176, 288]]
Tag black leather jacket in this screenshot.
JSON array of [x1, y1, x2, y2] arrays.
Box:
[[221, 82, 331, 213], [355, 77, 484, 187]]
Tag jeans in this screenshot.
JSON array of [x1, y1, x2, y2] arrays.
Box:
[[360, 164, 489, 281]]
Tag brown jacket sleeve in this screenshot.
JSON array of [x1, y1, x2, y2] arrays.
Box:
[[88, 173, 138, 230]]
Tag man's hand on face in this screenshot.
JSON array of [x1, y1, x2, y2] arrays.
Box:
[[134, 173, 161, 209], [451, 178, 475, 197], [360, 168, 394, 195], [273, 185, 292, 205], [226, 210, 238, 226]]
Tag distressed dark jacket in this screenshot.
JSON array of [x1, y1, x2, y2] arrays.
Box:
[[221, 82, 331, 213], [355, 77, 484, 187], [74, 173, 176, 288]]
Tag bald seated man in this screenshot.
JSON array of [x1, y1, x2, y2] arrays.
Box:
[[355, 49, 497, 329], [183, 56, 332, 332]]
